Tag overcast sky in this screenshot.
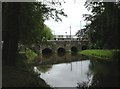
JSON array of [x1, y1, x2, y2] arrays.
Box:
[[44, 0, 91, 35]]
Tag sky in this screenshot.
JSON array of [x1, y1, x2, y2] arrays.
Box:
[[44, 0, 91, 35]]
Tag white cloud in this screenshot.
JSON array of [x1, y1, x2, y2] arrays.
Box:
[[44, 0, 91, 35]]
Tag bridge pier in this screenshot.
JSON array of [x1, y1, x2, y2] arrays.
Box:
[[39, 49, 42, 55]]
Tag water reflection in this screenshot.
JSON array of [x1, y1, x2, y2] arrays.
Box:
[[34, 53, 119, 87], [77, 59, 119, 88], [35, 60, 90, 87], [37, 53, 81, 65], [88, 59, 119, 87]]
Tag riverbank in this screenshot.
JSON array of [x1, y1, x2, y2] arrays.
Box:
[[2, 65, 52, 87], [79, 49, 120, 61], [2, 48, 52, 88]]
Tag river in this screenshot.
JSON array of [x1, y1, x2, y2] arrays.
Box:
[[33, 53, 119, 88]]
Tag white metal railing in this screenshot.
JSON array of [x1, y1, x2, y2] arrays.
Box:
[[54, 35, 74, 38]]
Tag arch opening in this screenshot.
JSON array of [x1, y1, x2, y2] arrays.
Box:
[[42, 48, 52, 57], [57, 47, 66, 56], [71, 46, 78, 55], [82, 45, 87, 50]]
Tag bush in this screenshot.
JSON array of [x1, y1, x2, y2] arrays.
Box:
[[25, 48, 38, 64]]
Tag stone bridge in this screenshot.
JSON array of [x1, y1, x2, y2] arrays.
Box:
[[39, 40, 89, 54]]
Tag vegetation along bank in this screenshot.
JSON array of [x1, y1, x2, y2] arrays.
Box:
[[79, 49, 120, 61]]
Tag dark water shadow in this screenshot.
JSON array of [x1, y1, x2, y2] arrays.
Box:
[[71, 52, 78, 56], [57, 52, 66, 57], [42, 53, 53, 58], [38, 52, 81, 65], [78, 58, 119, 88], [42, 54, 52, 58]]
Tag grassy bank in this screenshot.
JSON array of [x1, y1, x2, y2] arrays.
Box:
[[79, 49, 119, 61]]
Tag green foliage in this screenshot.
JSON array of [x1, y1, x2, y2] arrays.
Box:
[[84, 1, 120, 49], [16, 47, 38, 67], [19, 2, 46, 45], [42, 25, 53, 42], [25, 48, 37, 59], [25, 48, 38, 64], [18, 2, 67, 46], [37, 65, 52, 73], [2, 2, 67, 65]]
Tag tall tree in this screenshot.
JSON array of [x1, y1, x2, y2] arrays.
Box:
[[2, 2, 67, 65], [2, 2, 21, 65], [42, 25, 53, 41], [84, 1, 120, 49]]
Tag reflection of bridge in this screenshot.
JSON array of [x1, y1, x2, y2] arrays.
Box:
[[39, 35, 89, 54]]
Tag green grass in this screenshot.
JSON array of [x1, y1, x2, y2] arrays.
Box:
[[79, 49, 119, 60]]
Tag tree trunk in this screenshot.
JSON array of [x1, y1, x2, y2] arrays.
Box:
[[2, 3, 20, 65]]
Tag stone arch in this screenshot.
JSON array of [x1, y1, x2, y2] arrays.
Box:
[[71, 46, 78, 53], [57, 47, 66, 57], [57, 47, 66, 53], [81, 45, 87, 50], [42, 48, 53, 54]]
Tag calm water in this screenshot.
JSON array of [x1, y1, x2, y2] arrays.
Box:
[[34, 53, 119, 87]]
